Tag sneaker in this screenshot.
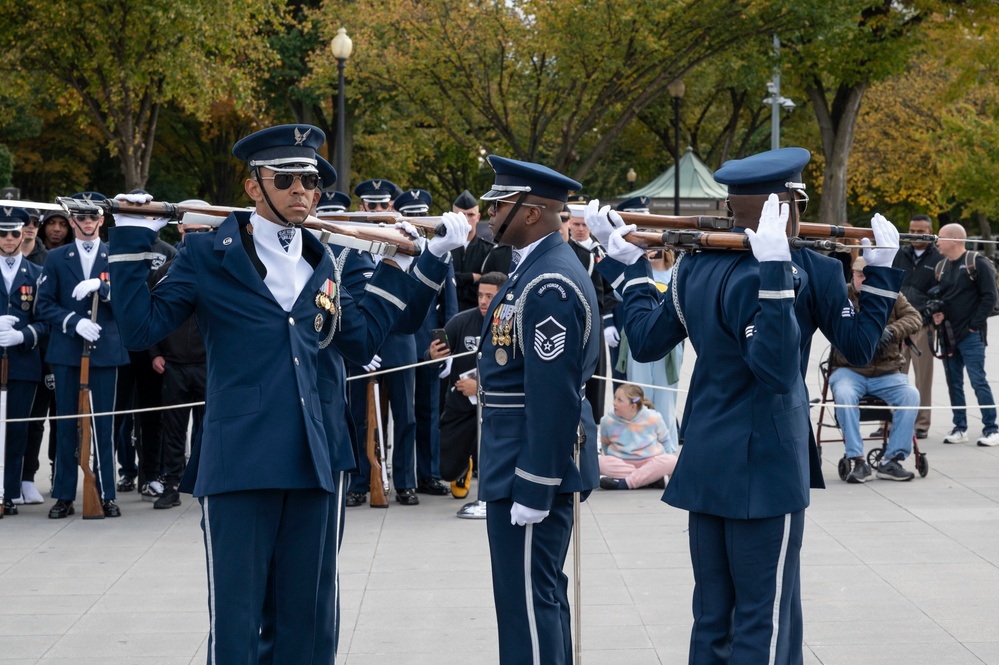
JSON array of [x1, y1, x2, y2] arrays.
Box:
[[154, 487, 182, 509], [877, 455, 915, 481], [977, 431, 999, 447], [869, 426, 885, 438], [846, 459, 872, 484], [915, 429, 928, 440], [140, 480, 164, 502], [944, 429, 969, 444], [20, 481, 45, 504], [116, 476, 136, 492], [600, 477, 625, 490]]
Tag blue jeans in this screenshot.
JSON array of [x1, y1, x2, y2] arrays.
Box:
[[828, 368, 919, 460], [943, 331, 997, 433]]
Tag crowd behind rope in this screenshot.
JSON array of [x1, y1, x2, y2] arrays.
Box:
[[2, 190, 996, 519]]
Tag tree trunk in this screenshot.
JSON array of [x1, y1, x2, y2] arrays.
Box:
[[977, 211, 994, 258], [808, 81, 867, 227]]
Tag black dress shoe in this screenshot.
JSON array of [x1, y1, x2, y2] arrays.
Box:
[[345, 491, 367, 508], [49, 499, 75, 519], [102, 500, 122, 518], [416, 477, 449, 496], [3, 498, 18, 516], [395, 488, 420, 505], [915, 429, 928, 439]]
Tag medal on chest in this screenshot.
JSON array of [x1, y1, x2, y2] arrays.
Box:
[[315, 279, 337, 316], [20, 284, 32, 310]]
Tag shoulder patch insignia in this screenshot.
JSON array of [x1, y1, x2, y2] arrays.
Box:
[[463, 335, 479, 352], [537, 282, 568, 300], [534, 316, 567, 361]]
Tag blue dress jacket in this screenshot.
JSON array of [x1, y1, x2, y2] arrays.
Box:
[[476, 232, 600, 510], [108, 213, 450, 497], [36, 241, 129, 368]]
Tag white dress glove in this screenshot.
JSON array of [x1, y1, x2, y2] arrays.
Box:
[[75, 319, 102, 342], [862, 213, 900, 268], [72, 278, 102, 301], [427, 211, 471, 257], [0, 329, 23, 347], [603, 326, 620, 348], [394, 221, 421, 241], [439, 356, 453, 379], [363, 354, 382, 373], [0, 314, 18, 331], [745, 193, 791, 263], [606, 225, 644, 266], [510, 502, 550, 526], [584, 200, 624, 248], [113, 193, 169, 232]]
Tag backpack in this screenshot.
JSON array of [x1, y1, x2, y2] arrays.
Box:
[[934, 251, 999, 317]]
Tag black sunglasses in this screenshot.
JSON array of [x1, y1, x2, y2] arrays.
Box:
[[260, 173, 321, 190], [72, 213, 101, 222], [25, 219, 40, 228], [365, 201, 392, 210], [0, 230, 22, 239]]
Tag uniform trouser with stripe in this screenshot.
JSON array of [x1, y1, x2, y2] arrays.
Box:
[[487, 494, 574, 665], [258, 473, 345, 665], [414, 364, 442, 481], [200, 488, 328, 665], [687, 510, 805, 665], [52, 365, 118, 502], [2, 381, 38, 499]]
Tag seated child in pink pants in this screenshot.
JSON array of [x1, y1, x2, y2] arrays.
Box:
[[599, 384, 677, 490]]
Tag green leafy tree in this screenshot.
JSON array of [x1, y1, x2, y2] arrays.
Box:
[[306, 0, 795, 191], [0, 0, 280, 191]]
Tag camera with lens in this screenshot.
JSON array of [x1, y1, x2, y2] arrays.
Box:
[[922, 285, 945, 323]]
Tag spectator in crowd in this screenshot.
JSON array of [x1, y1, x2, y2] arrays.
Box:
[[450, 190, 491, 312], [892, 214, 941, 439], [623, 247, 683, 447], [829, 257, 922, 482], [598, 384, 677, 490], [933, 223, 999, 446], [40, 211, 73, 250], [434, 271, 508, 498], [146, 213, 211, 509]]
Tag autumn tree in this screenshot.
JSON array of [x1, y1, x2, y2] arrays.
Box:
[[0, 0, 280, 191], [305, 0, 798, 195]]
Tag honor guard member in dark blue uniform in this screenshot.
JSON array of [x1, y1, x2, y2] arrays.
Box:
[[477, 155, 600, 665], [345, 177, 431, 506], [0, 208, 47, 515], [590, 148, 903, 664], [37, 191, 129, 519], [107, 126, 465, 665], [396, 189, 459, 494], [316, 189, 352, 214]]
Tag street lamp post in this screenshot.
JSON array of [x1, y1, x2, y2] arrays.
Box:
[[667, 78, 685, 216], [331, 27, 353, 193], [762, 36, 795, 151]]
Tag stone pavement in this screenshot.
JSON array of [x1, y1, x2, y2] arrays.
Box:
[[1, 328, 998, 665]]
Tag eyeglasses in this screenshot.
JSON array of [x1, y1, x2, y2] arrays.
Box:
[[259, 173, 321, 190], [72, 213, 101, 222], [0, 230, 22, 239], [25, 219, 40, 228]]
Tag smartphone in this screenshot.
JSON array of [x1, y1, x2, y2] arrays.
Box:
[[431, 328, 449, 347]]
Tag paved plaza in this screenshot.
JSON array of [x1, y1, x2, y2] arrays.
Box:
[[2, 328, 999, 664]]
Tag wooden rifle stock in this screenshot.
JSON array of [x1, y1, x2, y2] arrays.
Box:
[[625, 229, 848, 253], [97, 200, 424, 257], [79, 291, 104, 519], [366, 379, 388, 508]]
